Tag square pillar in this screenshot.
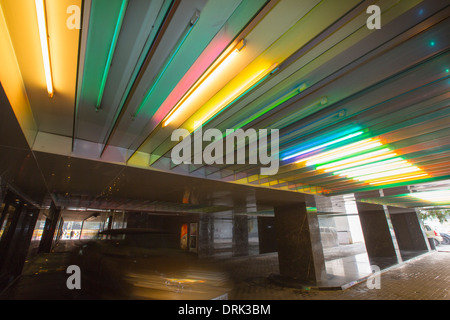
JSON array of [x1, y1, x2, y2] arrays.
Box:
[[389, 209, 430, 254], [257, 217, 277, 254], [381, 186, 430, 256], [232, 215, 249, 257], [38, 202, 61, 253], [355, 190, 402, 269], [273, 202, 326, 285]]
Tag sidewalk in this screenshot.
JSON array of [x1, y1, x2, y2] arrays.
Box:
[[225, 251, 450, 300]]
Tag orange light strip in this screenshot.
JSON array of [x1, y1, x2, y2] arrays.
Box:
[[193, 63, 278, 129], [354, 166, 422, 181], [368, 173, 429, 185], [163, 40, 245, 127], [35, 0, 53, 97]]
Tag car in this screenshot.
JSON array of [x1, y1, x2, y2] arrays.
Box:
[[439, 232, 450, 245], [424, 224, 443, 246], [72, 228, 231, 300]]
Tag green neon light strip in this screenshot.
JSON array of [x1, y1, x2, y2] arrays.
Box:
[[235, 84, 305, 131], [134, 11, 200, 117], [194, 74, 291, 138], [96, 0, 128, 110]]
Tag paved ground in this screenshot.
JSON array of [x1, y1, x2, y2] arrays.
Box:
[[224, 250, 450, 300], [1, 242, 449, 300]]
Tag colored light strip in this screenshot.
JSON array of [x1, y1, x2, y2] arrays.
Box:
[[232, 83, 307, 132], [282, 131, 363, 161], [369, 173, 428, 185], [345, 162, 417, 180], [318, 149, 397, 172], [295, 131, 429, 186], [96, 0, 128, 110], [35, 0, 53, 97], [163, 40, 246, 127], [303, 139, 382, 166], [193, 63, 278, 129], [282, 126, 363, 159], [353, 166, 422, 182], [410, 190, 450, 203], [336, 159, 410, 177], [135, 10, 200, 117], [364, 171, 423, 184]]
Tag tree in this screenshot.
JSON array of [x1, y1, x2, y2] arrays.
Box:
[[418, 208, 450, 223]]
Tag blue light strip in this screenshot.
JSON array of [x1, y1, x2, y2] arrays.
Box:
[[281, 130, 364, 161]]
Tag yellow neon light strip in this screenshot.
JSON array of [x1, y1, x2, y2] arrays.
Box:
[[193, 63, 278, 129], [354, 166, 422, 182], [302, 139, 379, 165], [163, 41, 245, 127], [303, 139, 382, 166], [35, 0, 53, 97], [368, 173, 428, 185], [318, 149, 396, 172]]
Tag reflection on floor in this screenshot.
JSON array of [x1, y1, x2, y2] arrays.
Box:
[[324, 253, 372, 289], [322, 242, 372, 289]]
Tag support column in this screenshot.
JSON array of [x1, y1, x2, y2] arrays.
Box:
[[257, 216, 277, 254], [389, 209, 430, 253], [0, 177, 6, 205], [0, 191, 40, 288], [232, 215, 248, 257], [38, 202, 61, 254], [273, 202, 326, 285], [198, 213, 215, 258], [355, 190, 402, 269], [382, 187, 430, 257]]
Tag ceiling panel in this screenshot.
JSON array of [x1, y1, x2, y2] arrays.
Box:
[[0, 0, 80, 137]]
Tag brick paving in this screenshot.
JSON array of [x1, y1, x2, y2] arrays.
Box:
[[224, 251, 450, 300]]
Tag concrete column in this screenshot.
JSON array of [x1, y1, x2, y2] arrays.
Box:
[[273, 202, 326, 285], [232, 215, 248, 257], [355, 190, 402, 269]]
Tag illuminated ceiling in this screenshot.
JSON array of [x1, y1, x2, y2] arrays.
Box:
[[358, 181, 450, 208], [0, 0, 449, 209]]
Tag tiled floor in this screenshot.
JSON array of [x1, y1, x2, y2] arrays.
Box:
[[2, 242, 449, 300], [224, 250, 450, 300]]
